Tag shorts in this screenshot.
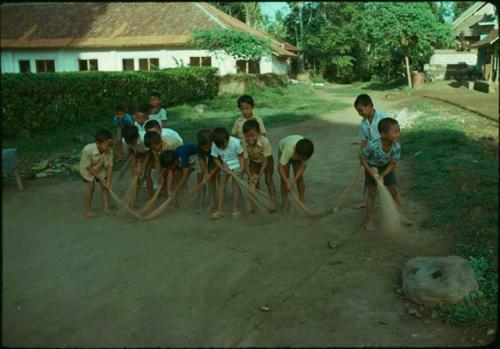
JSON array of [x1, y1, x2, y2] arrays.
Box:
[[82, 176, 106, 183], [364, 164, 397, 188], [194, 155, 215, 174], [249, 155, 274, 176], [277, 150, 302, 168], [220, 168, 242, 177]]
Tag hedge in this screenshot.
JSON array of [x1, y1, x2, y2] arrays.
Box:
[[1, 67, 219, 137]]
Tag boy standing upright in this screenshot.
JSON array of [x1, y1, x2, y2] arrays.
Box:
[[352, 94, 390, 209], [231, 95, 267, 142], [148, 92, 168, 129]]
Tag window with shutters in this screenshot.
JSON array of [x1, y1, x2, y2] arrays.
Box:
[[190, 56, 212, 67], [78, 59, 98, 71], [35, 60, 55, 72], [236, 60, 260, 74], [139, 58, 159, 71]]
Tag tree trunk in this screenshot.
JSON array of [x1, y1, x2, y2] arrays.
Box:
[[297, 2, 305, 73], [405, 55, 412, 88]]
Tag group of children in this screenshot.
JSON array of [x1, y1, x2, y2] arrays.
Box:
[[79, 90, 408, 231]]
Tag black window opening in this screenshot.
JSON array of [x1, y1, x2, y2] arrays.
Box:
[[35, 60, 55, 73], [19, 60, 31, 73]]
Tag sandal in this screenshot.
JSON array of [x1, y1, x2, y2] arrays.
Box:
[[232, 211, 241, 220], [211, 211, 226, 220]]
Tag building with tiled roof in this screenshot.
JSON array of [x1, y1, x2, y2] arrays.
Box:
[[0, 2, 297, 75]]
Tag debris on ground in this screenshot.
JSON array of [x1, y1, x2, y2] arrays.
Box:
[[260, 305, 270, 312], [327, 234, 344, 249]]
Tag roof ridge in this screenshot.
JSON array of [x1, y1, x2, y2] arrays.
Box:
[[194, 2, 227, 29], [452, 2, 486, 28]]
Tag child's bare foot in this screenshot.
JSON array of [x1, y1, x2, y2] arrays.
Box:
[[352, 201, 366, 209], [365, 221, 376, 232], [103, 209, 115, 216], [84, 211, 99, 218]]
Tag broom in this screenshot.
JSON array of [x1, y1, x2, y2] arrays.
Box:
[[139, 185, 163, 216], [117, 156, 132, 181], [94, 174, 144, 219], [230, 172, 274, 211], [332, 165, 364, 212], [289, 190, 321, 217]]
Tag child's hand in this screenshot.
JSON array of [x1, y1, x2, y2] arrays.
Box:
[[105, 179, 112, 190], [286, 179, 294, 192]]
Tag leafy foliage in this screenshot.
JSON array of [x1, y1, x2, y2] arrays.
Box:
[[190, 28, 272, 61], [452, 1, 476, 20], [1, 68, 219, 137]]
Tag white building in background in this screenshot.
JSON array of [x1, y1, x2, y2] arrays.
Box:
[[0, 2, 297, 75]]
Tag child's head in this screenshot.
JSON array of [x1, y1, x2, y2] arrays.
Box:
[[378, 118, 400, 144], [212, 127, 230, 150], [149, 92, 161, 108], [115, 105, 126, 119], [159, 150, 179, 169], [242, 119, 260, 146], [95, 129, 113, 153], [237, 95, 254, 119], [134, 105, 149, 125], [122, 124, 139, 145], [354, 94, 374, 119], [295, 138, 314, 161], [144, 119, 161, 134], [197, 128, 213, 153], [144, 130, 162, 151]]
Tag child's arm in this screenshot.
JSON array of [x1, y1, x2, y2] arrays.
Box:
[[213, 157, 230, 174], [166, 169, 174, 196], [257, 156, 268, 180], [176, 168, 191, 192], [381, 162, 396, 178], [278, 164, 293, 191], [144, 154, 155, 197], [237, 153, 245, 175], [230, 120, 239, 137], [359, 157, 378, 180]]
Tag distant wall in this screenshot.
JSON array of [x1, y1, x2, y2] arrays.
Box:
[[425, 49, 478, 81]]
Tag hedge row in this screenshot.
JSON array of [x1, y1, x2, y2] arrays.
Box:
[[1, 67, 219, 137]]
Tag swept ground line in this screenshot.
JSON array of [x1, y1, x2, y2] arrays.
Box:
[[234, 220, 366, 346]]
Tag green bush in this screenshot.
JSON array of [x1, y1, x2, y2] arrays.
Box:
[[1, 67, 219, 137]]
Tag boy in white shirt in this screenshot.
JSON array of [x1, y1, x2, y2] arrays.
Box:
[[210, 127, 245, 220], [148, 92, 168, 128]]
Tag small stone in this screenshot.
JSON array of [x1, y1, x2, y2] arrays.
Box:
[[378, 320, 387, 325], [487, 329, 495, 336], [260, 305, 270, 312]]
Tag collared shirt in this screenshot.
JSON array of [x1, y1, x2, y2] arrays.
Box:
[[113, 113, 134, 128], [175, 144, 199, 168], [161, 135, 183, 153], [278, 135, 309, 166], [231, 116, 266, 141], [148, 107, 168, 125], [211, 136, 243, 170], [358, 109, 390, 142], [243, 135, 272, 163], [361, 138, 401, 167], [79, 143, 113, 181]]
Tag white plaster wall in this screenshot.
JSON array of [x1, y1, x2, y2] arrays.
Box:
[[260, 55, 272, 74], [429, 50, 478, 66], [271, 55, 289, 75]]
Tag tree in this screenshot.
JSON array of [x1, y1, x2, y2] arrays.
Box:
[[212, 2, 246, 22], [243, 2, 261, 28], [358, 2, 455, 84], [190, 28, 272, 61], [452, 1, 476, 20]]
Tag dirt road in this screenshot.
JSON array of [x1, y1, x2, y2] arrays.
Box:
[[3, 87, 472, 347]]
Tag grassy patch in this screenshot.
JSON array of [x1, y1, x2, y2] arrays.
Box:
[[403, 100, 498, 327], [3, 83, 347, 168], [323, 79, 407, 96]]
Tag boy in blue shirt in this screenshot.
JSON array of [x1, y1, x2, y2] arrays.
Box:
[[159, 144, 198, 204], [360, 117, 410, 231], [113, 105, 134, 162], [352, 94, 390, 209]]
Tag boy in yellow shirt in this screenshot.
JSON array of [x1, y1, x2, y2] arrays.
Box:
[[231, 95, 266, 142], [79, 129, 114, 218], [277, 135, 314, 212], [242, 119, 277, 212]]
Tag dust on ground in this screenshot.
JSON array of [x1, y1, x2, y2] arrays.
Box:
[[2, 84, 491, 347]]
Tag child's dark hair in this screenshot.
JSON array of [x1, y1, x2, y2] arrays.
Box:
[[95, 129, 112, 142], [296, 139, 314, 158], [144, 131, 161, 148], [144, 119, 161, 131], [212, 127, 229, 148], [150, 92, 161, 99], [354, 94, 373, 107], [237, 95, 254, 108], [159, 150, 177, 168], [122, 124, 139, 143], [197, 128, 212, 147], [115, 104, 126, 113], [243, 119, 260, 133], [378, 117, 399, 134]]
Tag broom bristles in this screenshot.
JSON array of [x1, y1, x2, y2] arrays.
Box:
[[332, 165, 364, 211], [139, 186, 163, 215], [289, 191, 320, 217], [230, 173, 274, 211]]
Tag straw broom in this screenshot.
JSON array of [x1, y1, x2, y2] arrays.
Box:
[[332, 165, 364, 212], [139, 185, 163, 216], [289, 191, 321, 217], [229, 172, 275, 211], [94, 174, 144, 219]]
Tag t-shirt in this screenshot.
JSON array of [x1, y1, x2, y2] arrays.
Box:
[[148, 107, 168, 125], [135, 121, 146, 135], [358, 109, 390, 142], [211, 136, 243, 170], [162, 128, 183, 144], [113, 113, 134, 128], [231, 115, 267, 141], [278, 135, 309, 166], [360, 138, 401, 167], [175, 144, 199, 168], [243, 135, 272, 163], [79, 143, 113, 181]]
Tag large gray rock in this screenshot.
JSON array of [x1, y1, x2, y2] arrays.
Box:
[[402, 255, 478, 305]]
